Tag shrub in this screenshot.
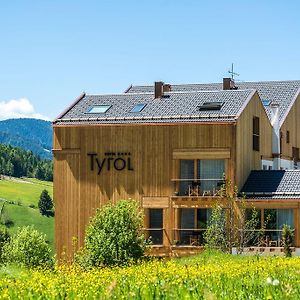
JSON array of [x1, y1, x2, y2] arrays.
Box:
[[0, 203, 14, 228], [2, 226, 52, 267], [0, 228, 9, 262], [81, 200, 146, 267], [282, 224, 294, 257], [38, 190, 53, 216]]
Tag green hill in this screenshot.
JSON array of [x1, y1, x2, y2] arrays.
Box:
[[0, 118, 52, 160], [0, 176, 54, 253]]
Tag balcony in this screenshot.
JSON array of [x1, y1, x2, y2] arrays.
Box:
[[171, 179, 225, 197]]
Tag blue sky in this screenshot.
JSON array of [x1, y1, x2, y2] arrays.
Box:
[[0, 0, 300, 120]]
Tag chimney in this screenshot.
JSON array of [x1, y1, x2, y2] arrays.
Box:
[[223, 78, 237, 90], [155, 81, 164, 99], [271, 103, 281, 170], [163, 84, 172, 92]]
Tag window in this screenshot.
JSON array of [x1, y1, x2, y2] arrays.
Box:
[[253, 117, 260, 151], [131, 103, 146, 113], [262, 99, 271, 106], [292, 147, 299, 166], [199, 102, 224, 111], [286, 131, 290, 144], [178, 159, 225, 196], [148, 209, 163, 245], [87, 105, 111, 113], [178, 208, 212, 245]]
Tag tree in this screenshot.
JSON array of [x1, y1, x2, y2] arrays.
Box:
[[282, 224, 294, 257], [203, 204, 227, 251], [204, 180, 259, 254], [38, 189, 53, 216], [80, 200, 146, 267]]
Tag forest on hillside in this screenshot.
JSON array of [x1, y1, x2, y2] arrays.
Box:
[[0, 144, 53, 181], [0, 118, 52, 159]]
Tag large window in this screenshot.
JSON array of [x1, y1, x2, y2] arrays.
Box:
[[253, 116, 260, 151], [178, 208, 211, 245], [245, 208, 294, 246], [178, 159, 225, 196]]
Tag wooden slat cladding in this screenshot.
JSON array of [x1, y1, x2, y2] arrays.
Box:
[[236, 93, 272, 190], [53, 123, 236, 257], [173, 148, 230, 159], [142, 197, 169, 208], [280, 93, 300, 159], [54, 152, 80, 258]]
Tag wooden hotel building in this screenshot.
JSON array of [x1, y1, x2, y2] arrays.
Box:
[[53, 79, 300, 257]]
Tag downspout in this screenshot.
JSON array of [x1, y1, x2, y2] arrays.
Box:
[[271, 104, 280, 170]]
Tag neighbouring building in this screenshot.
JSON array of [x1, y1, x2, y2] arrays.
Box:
[[53, 79, 300, 257]]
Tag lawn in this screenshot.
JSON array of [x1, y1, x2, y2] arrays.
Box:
[[0, 177, 54, 253], [0, 252, 299, 299], [0, 177, 53, 207]]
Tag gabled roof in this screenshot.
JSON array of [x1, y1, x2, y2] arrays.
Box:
[[126, 80, 300, 125], [241, 170, 300, 199], [54, 89, 256, 125]]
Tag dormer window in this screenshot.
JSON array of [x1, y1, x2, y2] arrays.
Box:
[[87, 105, 111, 113]]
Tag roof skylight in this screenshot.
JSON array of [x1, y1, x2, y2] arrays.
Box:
[[262, 99, 272, 106], [87, 105, 111, 113], [131, 103, 146, 113], [199, 102, 224, 111]]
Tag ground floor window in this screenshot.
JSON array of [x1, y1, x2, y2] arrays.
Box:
[[175, 208, 211, 246], [245, 208, 294, 246], [148, 208, 163, 245]]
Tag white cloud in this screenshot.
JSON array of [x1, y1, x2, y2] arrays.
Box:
[[0, 98, 51, 121]]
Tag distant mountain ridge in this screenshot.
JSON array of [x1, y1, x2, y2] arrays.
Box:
[[0, 118, 52, 159]]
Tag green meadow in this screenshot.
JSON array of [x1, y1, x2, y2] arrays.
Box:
[[0, 177, 54, 252]]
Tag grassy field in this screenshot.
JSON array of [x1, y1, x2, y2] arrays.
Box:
[[0, 176, 54, 252], [0, 252, 299, 299]]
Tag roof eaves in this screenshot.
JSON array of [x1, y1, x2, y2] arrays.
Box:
[[124, 84, 133, 93], [53, 92, 86, 124], [279, 87, 300, 128], [235, 89, 257, 119]]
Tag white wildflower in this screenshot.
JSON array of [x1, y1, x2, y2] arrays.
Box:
[[272, 279, 280, 286], [266, 277, 272, 284]]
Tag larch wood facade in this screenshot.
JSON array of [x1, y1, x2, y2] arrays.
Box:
[[53, 80, 300, 258]]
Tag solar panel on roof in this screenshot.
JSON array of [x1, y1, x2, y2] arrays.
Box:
[[87, 105, 111, 113], [199, 102, 224, 111]]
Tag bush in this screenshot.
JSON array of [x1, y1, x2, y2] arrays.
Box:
[[2, 226, 52, 267], [0, 228, 9, 262], [0, 203, 14, 228], [38, 190, 53, 216], [80, 200, 146, 267]]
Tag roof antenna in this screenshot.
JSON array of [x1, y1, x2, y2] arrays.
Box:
[[228, 63, 240, 80]]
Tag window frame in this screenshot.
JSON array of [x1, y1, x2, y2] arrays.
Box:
[[252, 116, 260, 151], [86, 105, 112, 114], [130, 103, 146, 113]]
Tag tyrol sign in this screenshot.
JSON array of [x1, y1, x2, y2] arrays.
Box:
[[87, 152, 134, 175]]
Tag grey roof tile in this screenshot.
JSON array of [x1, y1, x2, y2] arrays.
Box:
[[55, 89, 255, 125], [241, 170, 300, 199], [127, 80, 300, 124]]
